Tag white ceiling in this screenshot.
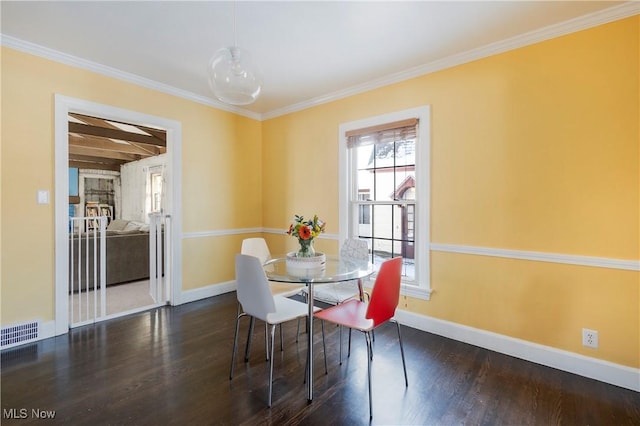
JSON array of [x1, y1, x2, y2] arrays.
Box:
[[0, 1, 634, 118]]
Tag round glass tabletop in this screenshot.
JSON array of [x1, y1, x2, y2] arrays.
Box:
[[264, 255, 375, 283]]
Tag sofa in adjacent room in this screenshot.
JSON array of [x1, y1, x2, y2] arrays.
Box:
[[69, 219, 160, 291]]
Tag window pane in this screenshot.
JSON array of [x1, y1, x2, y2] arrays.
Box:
[[392, 204, 403, 242], [394, 166, 414, 199], [358, 193, 371, 225], [371, 238, 391, 269], [373, 170, 390, 201], [357, 169, 372, 197], [357, 204, 372, 239], [374, 141, 395, 164], [371, 205, 392, 240], [395, 139, 415, 167], [356, 144, 374, 169]]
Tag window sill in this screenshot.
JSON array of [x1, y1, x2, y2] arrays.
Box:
[[401, 283, 432, 300], [362, 276, 432, 301]]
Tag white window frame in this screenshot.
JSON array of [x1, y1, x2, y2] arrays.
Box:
[[339, 106, 431, 300]]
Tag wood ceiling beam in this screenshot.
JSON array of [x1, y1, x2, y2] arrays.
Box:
[[69, 160, 121, 172], [69, 145, 143, 162], [128, 141, 166, 156], [69, 154, 126, 166], [67, 114, 166, 170], [68, 122, 165, 147], [69, 134, 162, 156], [70, 113, 166, 145]]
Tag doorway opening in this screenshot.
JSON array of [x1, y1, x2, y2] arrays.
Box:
[[55, 96, 182, 335]]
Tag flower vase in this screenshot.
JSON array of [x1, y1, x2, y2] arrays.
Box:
[[297, 238, 316, 258], [286, 244, 326, 278]]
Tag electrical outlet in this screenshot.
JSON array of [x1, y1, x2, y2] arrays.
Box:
[[582, 328, 598, 349]]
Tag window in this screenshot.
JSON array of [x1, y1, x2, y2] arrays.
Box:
[[339, 106, 430, 299], [151, 172, 163, 213], [147, 166, 164, 216]]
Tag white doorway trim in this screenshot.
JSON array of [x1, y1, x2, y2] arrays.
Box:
[[54, 95, 183, 335]]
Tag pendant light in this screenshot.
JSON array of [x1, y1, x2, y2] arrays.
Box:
[[208, 3, 262, 105]]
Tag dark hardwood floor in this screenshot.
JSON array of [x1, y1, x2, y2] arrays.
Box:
[[2, 292, 639, 425]]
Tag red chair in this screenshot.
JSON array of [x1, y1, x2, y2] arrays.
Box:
[[314, 257, 408, 420]]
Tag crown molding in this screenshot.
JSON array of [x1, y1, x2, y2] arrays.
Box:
[[2, 2, 638, 122], [262, 2, 640, 120], [0, 34, 262, 121]]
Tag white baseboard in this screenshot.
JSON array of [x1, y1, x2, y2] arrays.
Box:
[[394, 309, 640, 392], [40, 320, 56, 342], [176, 280, 236, 305], [8, 287, 636, 394], [178, 284, 639, 392]]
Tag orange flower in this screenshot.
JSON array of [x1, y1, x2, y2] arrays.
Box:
[[298, 225, 312, 240]]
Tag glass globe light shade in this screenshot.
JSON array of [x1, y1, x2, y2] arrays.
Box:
[[208, 46, 262, 105]]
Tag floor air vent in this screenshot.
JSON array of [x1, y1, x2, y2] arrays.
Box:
[[1, 321, 39, 348]]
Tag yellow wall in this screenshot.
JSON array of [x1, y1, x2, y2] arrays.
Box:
[[1, 16, 638, 370], [0, 48, 262, 322], [262, 17, 639, 368]]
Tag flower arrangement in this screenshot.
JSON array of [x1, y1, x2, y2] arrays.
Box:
[[287, 214, 325, 257]]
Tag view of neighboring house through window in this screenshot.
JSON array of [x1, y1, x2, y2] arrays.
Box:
[[340, 106, 430, 298]]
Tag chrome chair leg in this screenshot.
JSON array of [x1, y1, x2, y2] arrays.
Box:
[[244, 315, 255, 362], [338, 325, 343, 364], [243, 313, 277, 363], [296, 290, 308, 342], [268, 324, 276, 407], [265, 322, 269, 361], [321, 320, 327, 374], [280, 323, 284, 351], [304, 317, 328, 382], [394, 320, 408, 386], [230, 305, 247, 380], [365, 331, 373, 420]]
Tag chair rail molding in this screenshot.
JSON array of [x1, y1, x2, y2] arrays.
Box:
[[430, 243, 640, 272], [182, 227, 263, 239]]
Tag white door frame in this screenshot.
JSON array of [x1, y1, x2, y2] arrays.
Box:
[[54, 95, 183, 335]]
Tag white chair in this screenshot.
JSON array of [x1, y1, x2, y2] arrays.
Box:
[[241, 237, 303, 297], [301, 238, 370, 304], [241, 237, 304, 355], [229, 254, 324, 407]]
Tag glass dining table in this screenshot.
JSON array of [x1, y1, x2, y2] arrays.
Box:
[[264, 255, 375, 402]]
